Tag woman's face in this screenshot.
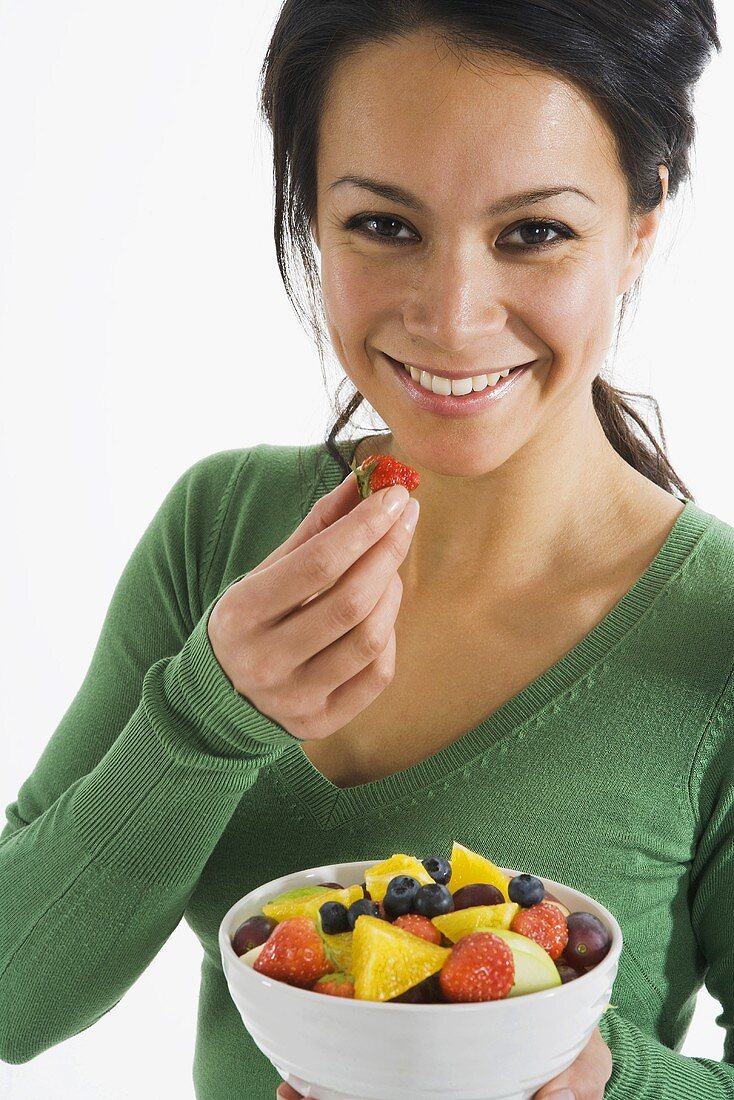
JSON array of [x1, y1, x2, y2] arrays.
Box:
[[310, 29, 666, 477]]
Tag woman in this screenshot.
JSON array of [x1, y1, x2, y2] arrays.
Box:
[[0, 2, 729, 1099]]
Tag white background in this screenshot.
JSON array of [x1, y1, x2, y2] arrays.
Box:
[[0, 2, 732, 1097]]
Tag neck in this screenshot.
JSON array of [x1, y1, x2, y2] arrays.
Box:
[[356, 395, 642, 596]]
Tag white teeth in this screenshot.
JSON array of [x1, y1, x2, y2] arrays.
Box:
[[406, 364, 514, 396]]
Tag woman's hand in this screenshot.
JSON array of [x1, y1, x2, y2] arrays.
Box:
[[275, 1024, 612, 1100], [207, 472, 417, 743], [531, 1025, 613, 1099]]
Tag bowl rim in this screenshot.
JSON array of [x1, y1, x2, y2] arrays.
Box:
[[218, 859, 622, 1012]]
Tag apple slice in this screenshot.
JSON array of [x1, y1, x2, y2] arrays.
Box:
[[543, 890, 571, 918], [490, 929, 562, 996], [238, 942, 265, 967]]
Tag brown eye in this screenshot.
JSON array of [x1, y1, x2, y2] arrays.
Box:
[[343, 214, 416, 246], [500, 220, 575, 251]]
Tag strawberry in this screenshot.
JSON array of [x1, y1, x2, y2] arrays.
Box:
[[439, 932, 515, 1002], [349, 454, 420, 500], [392, 913, 443, 944], [510, 902, 569, 961], [312, 971, 356, 998], [253, 916, 336, 988]]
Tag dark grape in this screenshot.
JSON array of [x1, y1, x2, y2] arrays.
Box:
[[231, 915, 277, 955], [422, 855, 452, 886], [452, 883, 504, 910], [555, 959, 582, 984], [563, 912, 611, 971], [360, 882, 371, 900], [389, 972, 446, 1003]]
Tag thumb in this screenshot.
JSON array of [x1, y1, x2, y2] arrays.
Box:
[[276, 1084, 304, 1100]]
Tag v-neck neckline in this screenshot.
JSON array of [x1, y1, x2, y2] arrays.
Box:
[[272, 435, 714, 829]]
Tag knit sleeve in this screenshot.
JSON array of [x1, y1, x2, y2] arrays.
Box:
[[0, 449, 299, 1064], [597, 666, 734, 1097]]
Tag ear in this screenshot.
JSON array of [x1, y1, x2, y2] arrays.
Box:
[[310, 215, 320, 251], [616, 165, 669, 296]]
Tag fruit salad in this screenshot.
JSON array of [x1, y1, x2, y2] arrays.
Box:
[[230, 842, 612, 1004]]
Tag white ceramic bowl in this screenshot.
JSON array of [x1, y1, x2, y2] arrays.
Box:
[[219, 860, 622, 1100]]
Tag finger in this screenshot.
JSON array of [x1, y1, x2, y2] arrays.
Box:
[[291, 534, 406, 689], [252, 483, 410, 622], [249, 472, 361, 579], [276, 1084, 304, 1100], [320, 618, 398, 733], [532, 1024, 611, 1099]]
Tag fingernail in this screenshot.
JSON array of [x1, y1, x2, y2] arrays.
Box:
[[401, 497, 420, 532], [382, 485, 409, 515], [546, 1090, 576, 1100]]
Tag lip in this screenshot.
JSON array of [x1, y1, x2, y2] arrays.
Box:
[[383, 353, 535, 418]]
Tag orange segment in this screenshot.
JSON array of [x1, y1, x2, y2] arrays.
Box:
[[432, 903, 520, 943], [364, 853, 435, 903], [262, 883, 363, 923], [449, 841, 511, 901], [351, 915, 451, 1002]]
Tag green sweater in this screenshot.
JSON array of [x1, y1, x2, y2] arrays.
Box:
[[1, 438, 733, 1099]]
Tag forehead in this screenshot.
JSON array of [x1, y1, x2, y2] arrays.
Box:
[[319, 31, 621, 205]]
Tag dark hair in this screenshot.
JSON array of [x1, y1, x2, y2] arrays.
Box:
[[258, 1, 721, 501]]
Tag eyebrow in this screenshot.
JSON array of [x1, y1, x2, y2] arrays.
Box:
[[328, 174, 596, 217]]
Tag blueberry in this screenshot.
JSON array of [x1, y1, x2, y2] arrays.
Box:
[[508, 874, 545, 907], [319, 901, 350, 934], [347, 898, 381, 929], [383, 875, 421, 919], [422, 855, 452, 886], [413, 883, 455, 918]]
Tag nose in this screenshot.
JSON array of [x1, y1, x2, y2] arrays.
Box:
[[401, 240, 507, 353]]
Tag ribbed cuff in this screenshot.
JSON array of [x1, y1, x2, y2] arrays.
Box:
[[595, 1004, 733, 1098], [68, 588, 302, 881], [158, 582, 302, 763]]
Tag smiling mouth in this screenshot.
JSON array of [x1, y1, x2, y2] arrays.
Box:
[[384, 352, 534, 394]]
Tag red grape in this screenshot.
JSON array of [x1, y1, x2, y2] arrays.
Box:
[[555, 959, 582, 984], [452, 883, 504, 909], [563, 912, 611, 971], [232, 915, 277, 956]]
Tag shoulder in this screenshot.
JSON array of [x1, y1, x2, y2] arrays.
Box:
[[172, 441, 353, 597], [171, 441, 338, 506], [183, 440, 354, 513], [674, 499, 734, 666], [684, 499, 734, 576]]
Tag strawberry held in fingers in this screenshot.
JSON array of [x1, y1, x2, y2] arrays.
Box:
[[349, 454, 420, 500]]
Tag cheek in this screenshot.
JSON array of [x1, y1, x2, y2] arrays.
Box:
[[321, 253, 390, 332], [521, 255, 619, 362]]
